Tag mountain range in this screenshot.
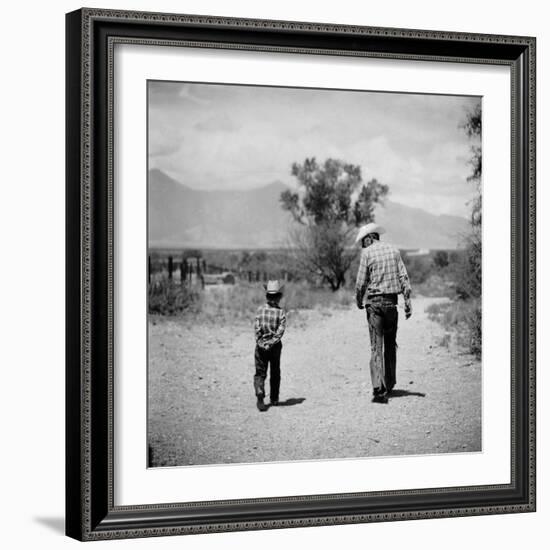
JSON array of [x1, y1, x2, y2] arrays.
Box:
[[148, 168, 469, 250]]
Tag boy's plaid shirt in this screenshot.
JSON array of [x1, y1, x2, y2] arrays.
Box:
[[355, 241, 412, 306], [254, 302, 286, 350]]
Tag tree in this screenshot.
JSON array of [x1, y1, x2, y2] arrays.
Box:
[[353, 178, 389, 226], [433, 250, 449, 269], [462, 102, 482, 229], [280, 157, 388, 290], [459, 104, 482, 300], [286, 222, 356, 291], [456, 104, 482, 357]]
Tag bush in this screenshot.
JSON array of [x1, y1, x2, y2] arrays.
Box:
[[148, 279, 201, 315], [454, 230, 482, 301], [448, 229, 481, 358], [402, 254, 433, 285], [425, 298, 481, 358], [464, 299, 481, 357], [433, 250, 449, 269]]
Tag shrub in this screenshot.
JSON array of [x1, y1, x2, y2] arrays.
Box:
[[403, 254, 433, 285], [450, 229, 481, 358], [433, 250, 449, 269], [148, 279, 201, 315], [425, 298, 481, 358], [464, 299, 481, 358], [454, 230, 482, 301]]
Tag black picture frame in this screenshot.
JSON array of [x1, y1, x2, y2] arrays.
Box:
[[66, 8, 536, 541]]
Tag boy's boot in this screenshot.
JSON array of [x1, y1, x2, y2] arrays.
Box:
[[254, 379, 267, 411], [256, 395, 268, 412]]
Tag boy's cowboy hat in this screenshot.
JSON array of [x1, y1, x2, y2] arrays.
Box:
[[354, 222, 386, 245], [264, 280, 284, 294]]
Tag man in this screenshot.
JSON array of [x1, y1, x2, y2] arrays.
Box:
[[355, 223, 412, 403]]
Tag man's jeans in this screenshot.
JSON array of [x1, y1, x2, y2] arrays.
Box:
[[366, 294, 398, 393], [254, 342, 282, 401]]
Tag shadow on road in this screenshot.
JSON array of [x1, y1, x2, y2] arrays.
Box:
[[390, 389, 426, 398], [272, 397, 306, 407]]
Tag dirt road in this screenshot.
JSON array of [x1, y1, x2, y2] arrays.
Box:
[[148, 296, 481, 467]]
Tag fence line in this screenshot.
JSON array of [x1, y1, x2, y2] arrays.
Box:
[[148, 255, 293, 285]]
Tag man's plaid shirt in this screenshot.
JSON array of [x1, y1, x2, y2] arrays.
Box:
[[254, 301, 286, 350], [355, 241, 412, 306]]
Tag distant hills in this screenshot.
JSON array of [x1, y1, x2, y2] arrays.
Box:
[[148, 169, 469, 250], [375, 201, 469, 251]]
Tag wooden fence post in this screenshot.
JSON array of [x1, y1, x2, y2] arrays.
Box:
[[148, 256, 151, 284], [168, 256, 173, 279], [181, 258, 187, 285]]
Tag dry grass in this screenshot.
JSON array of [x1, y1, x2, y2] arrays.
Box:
[[425, 298, 481, 357], [412, 273, 457, 298], [149, 279, 353, 323], [148, 279, 201, 315], [198, 281, 352, 322]]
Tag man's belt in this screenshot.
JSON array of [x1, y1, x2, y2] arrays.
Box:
[[367, 293, 398, 305]]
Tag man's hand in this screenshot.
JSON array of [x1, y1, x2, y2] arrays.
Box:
[[404, 300, 412, 320], [357, 301, 364, 310]]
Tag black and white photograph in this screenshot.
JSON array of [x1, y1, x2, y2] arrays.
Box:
[[1, 0, 544, 545], [147, 80, 483, 468]]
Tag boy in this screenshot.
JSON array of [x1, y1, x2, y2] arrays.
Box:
[[253, 280, 287, 412]]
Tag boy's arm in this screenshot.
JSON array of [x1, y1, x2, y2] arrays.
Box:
[[261, 309, 286, 349], [273, 309, 286, 343], [254, 309, 263, 341]]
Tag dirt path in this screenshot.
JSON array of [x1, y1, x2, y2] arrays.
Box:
[[148, 297, 481, 467]]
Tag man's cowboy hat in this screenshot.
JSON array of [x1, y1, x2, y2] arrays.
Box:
[[264, 280, 284, 294], [354, 222, 386, 245]]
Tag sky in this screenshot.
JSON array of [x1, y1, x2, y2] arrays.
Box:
[[148, 81, 481, 218]]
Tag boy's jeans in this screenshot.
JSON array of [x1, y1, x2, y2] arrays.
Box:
[[254, 342, 282, 402], [366, 294, 398, 393]]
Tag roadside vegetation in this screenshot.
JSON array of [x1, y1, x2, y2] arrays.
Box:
[[421, 104, 482, 358], [149, 278, 352, 321]]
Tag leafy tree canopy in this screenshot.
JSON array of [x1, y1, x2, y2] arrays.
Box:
[[280, 158, 388, 227], [462, 104, 482, 228]]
